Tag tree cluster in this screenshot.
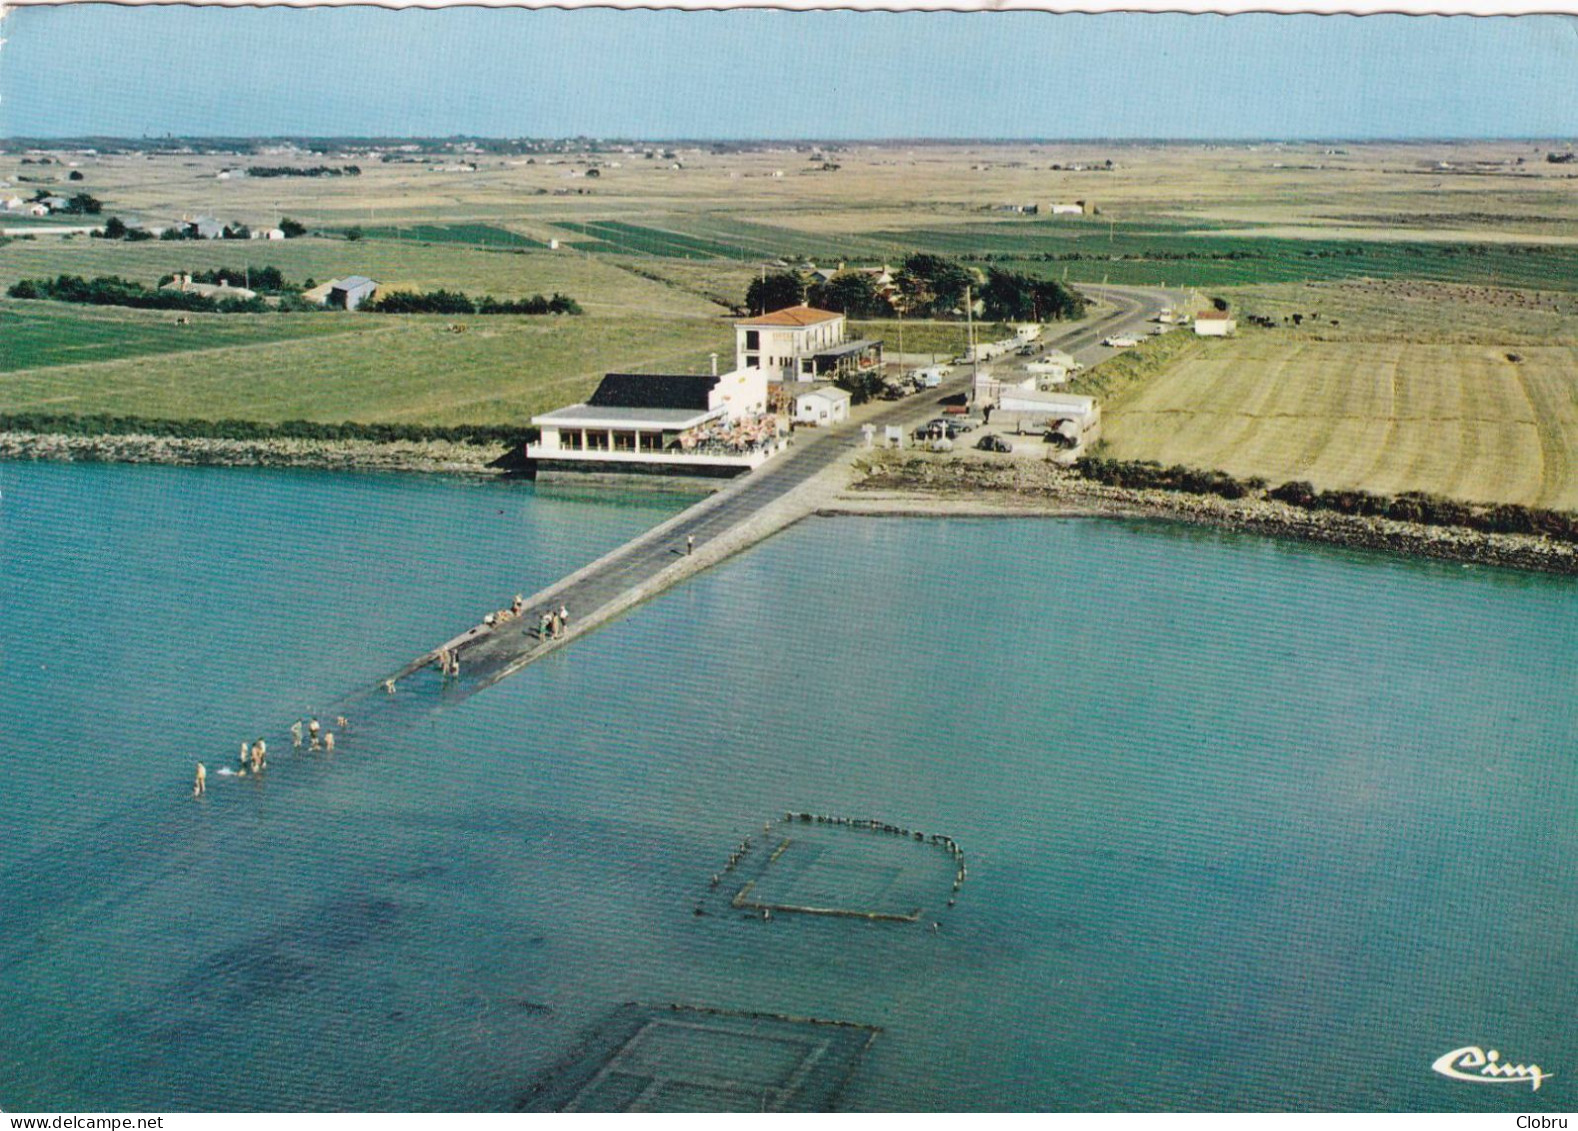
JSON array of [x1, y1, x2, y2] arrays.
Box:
[[92, 217, 156, 241], [978, 268, 1087, 322], [808, 272, 892, 318], [245, 165, 362, 178], [34, 191, 103, 215]]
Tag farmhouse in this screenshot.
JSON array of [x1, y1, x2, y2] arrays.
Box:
[[735, 305, 882, 383], [186, 216, 226, 240], [1, 196, 27, 212], [528, 367, 783, 476], [1194, 310, 1237, 336], [328, 276, 379, 310], [791, 385, 852, 426], [161, 273, 257, 301], [39, 195, 70, 212]]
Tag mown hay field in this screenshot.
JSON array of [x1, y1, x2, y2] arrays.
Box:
[[1100, 335, 1578, 510], [0, 305, 729, 425]]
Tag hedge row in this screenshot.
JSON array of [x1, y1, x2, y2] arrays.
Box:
[[1074, 457, 1578, 545], [1075, 457, 1264, 500], [0, 413, 536, 447]]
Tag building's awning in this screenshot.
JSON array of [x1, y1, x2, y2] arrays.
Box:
[[812, 338, 883, 361], [532, 404, 721, 430]]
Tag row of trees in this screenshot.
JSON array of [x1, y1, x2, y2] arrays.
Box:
[[94, 218, 156, 242], [743, 254, 1086, 322], [9, 272, 584, 318], [89, 217, 307, 242], [8, 274, 267, 313], [245, 165, 361, 178], [363, 289, 582, 315]]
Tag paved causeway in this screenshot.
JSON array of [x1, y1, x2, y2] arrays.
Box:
[[386, 285, 1179, 698]]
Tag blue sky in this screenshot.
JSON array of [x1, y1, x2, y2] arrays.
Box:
[[2, 6, 1575, 139]]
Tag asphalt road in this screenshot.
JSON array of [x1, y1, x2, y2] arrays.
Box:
[[410, 284, 1181, 695]]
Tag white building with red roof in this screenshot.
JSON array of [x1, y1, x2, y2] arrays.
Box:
[[1193, 309, 1237, 336], [735, 305, 882, 383]]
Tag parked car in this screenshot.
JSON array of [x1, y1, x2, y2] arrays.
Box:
[[1017, 344, 1037, 356], [913, 419, 959, 441], [977, 434, 1013, 453]]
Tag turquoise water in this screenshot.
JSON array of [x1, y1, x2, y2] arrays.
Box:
[[1, 463, 1574, 1111]]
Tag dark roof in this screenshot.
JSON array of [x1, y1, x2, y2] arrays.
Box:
[[812, 338, 882, 360], [587, 373, 719, 411]]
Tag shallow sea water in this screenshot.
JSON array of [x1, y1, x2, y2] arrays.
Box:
[[1, 463, 1574, 1111]]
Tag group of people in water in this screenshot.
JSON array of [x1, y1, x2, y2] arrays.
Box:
[[193, 589, 573, 798], [192, 715, 348, 795]]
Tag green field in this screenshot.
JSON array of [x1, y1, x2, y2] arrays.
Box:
[[0, 235, 733, 425], [0, 306, 726, 425], [0, 302, 370, 373], [353, 223, 547, 249]]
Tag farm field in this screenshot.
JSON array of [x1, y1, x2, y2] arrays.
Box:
[[0, 306, 728, 424], [1100, 333, 1578, 510], [0, 236, 718, 317], [0, 301, 375, 372]]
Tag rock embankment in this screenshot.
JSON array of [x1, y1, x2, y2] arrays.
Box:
[[0, 432, 514, 475], [845, 454, 1578, 576]]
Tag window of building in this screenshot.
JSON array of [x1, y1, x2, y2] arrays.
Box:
[[613, 431, 637, 452], [745, 331, 759, 351], [562, 429, 583, 451]]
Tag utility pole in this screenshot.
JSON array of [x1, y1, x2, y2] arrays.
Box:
[[896, 306, 904, 376], [966, 284, 978, 386]]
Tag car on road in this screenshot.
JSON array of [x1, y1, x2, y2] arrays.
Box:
[[976, 434, 1013, 453], [1102, 336, 1140, 349]]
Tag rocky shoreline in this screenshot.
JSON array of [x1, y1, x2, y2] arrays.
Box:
[[0, 431, 516, 475], [838, 453, 1578, 576]]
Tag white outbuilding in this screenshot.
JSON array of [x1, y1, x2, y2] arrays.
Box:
[[1194, 310, 1237, 336], [792, 385, 851, 426]]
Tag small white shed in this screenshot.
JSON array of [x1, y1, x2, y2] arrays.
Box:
[[793, 386, 851, 426]]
